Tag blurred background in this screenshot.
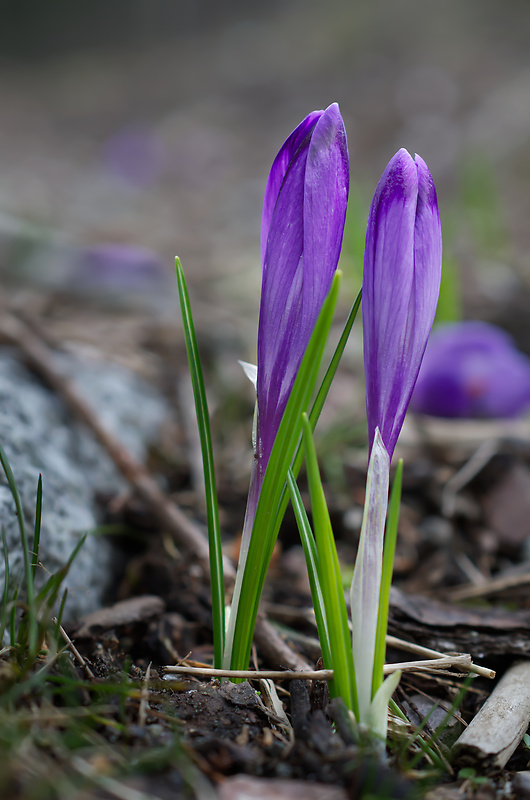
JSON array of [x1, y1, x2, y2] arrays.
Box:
[[2, 0, 530, 373]]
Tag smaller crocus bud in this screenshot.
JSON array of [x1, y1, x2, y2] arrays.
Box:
[[351, 150, 442, 736], [363, 148, 442, 460], [411, 321, 530, 418]]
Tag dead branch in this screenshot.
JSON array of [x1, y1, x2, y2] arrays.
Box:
[[453, 660, 530, 770], [163, 653, 483, 682]]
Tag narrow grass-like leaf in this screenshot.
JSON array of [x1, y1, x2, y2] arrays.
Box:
[[9, 586, 18, 648], [389, 697, 408, 722], [228, 273, 341, 672], [301, 414, 357, 713], [0, 528, 10, 643], [37, 536, 86, 611], [372, 459, 403, 697], [32, 475, 43, 582], [287, 468, 332, 672], [176, 256, 225, 668], [0, 442, 37, 653]]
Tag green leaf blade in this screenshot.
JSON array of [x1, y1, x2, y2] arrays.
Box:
[[301, 414, 357, 714], [176, 257, 225, 668]]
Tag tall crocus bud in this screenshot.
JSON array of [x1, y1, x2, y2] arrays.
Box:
[[224, 104, 349, 670], [257, 103, 349, 474], [363, 148, 442, 460], [242, 105, 348, 542]]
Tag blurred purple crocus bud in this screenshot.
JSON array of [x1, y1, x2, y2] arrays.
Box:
[[72, 242, 169, 293], [411, 321, 530, 418], [256, 102, 349, 475], [363, 149, 442, 460], [104, 125, 165, 188]]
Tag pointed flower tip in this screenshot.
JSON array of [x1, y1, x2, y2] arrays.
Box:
[[323, 101, 341, 121]]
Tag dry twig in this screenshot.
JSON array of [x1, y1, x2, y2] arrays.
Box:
[[56, 622, 95, 679], [163, 653, 490, 682], [454, 660, 530, 769]]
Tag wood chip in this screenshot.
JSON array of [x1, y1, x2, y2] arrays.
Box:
[[453, 660, 530, 770]]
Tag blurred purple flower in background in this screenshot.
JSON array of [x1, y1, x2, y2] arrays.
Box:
[[363, 148, 442, 460], [104, 125, 165, 188], [411, 321, 530, 418], [71, 242, 169, 293]]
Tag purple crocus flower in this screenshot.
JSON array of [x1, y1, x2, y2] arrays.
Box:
[[352, 150, 441, 732], [256, 103, 349, 475], [411, 321, 530, 418], [363, 148, 442, 459], [223, 104, 349, 670]]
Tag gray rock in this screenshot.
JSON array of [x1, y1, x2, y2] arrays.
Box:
[[0, 349, 170, 623]]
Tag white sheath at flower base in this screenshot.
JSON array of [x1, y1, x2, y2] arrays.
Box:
[[350, 427, 390, 726]]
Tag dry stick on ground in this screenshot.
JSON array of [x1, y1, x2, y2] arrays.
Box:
[[454, 660, 530, 770], [56, 622, 95, 679], [265, 605, 493, 678], [0, 312, 311, 672], [163, 654, 483, 682], [449, 569, 530, 602]]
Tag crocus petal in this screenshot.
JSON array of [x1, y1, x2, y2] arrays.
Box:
[[363, 149, 442, 459], [257, 103, 349, 468], [411, 321, 530, 418], [260, 110, 323, 266]]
